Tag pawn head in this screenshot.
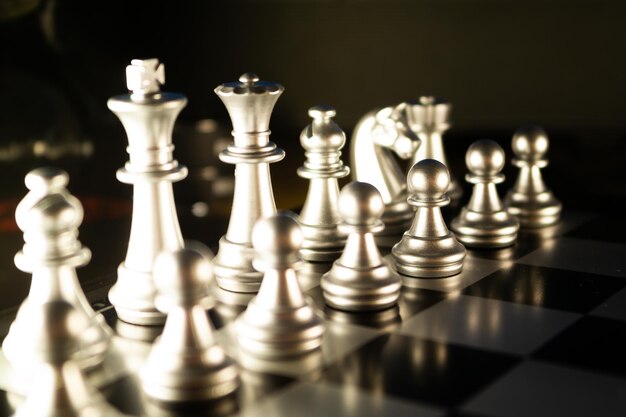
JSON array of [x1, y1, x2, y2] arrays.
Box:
[[153, 248, 212, 303], [252, 212, 303, 268], [407, 159, 450, 200], [338, 181, 385, 226], [512, 125, 549, 160], [465, 139, 505, 176]]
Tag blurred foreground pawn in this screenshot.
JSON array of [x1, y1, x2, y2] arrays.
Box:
[[3, 168, 110, 376], [297, 105, 350, 263], [212, 73, 285, 293], [108, 58, 187, 325], [12, 301, 127, 417], [140, 248, 239, 402], [321, 182, 401, 311], [408, 97, 462, 202], [451, 140, 519, 247], [237, 214, 324, 359], [504, 126, 562, 227], [392, 160, 466, 280]]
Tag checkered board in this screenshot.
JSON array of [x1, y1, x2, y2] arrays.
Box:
[[1, 209, 626, 417]]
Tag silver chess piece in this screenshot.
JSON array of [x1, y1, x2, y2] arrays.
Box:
[[237, 213, 324, 359], [350, 103, 421, 247], [140, 248, 239, 402], [407, 96, 462, 202], [392, 160, 466, 280], [504, 126, 562, 227], [108, 58, 187, 325], [3, 168, 111, 377], [212, 73, 285, 293], [321, 182, 401, 311], [297, 105, 350, 263], [451, 140, 519, 248], [11, 301, 128, 417]]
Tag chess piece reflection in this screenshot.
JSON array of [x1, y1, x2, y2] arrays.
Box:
[[505, 126, 562, 227], [108, 58, 187, 325], [3, 168, 111, 377], [451, 140, 519, 248], [350, 103, 422, 247], [140, 248, 239, 403], [321, 182, 402, 311], [11, 301, 128, 417], [392, 159, 466, 281], [237, 213, 324, 359]]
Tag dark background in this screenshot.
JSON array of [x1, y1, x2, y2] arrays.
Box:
[[1, 0, 626, 218]]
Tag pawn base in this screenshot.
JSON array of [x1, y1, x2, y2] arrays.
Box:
[[505, 191, 562, 228], [451, 208, 519, 249], [391, 232, 466, 278], [321, 263, 401, 312]]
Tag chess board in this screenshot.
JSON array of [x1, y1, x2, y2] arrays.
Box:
[[1, 208, 625, 417]]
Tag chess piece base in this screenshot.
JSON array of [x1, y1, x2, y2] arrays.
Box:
[[391, 232, 466, 278], [505, 190, 562, 228], [451, 208, 519, 248]]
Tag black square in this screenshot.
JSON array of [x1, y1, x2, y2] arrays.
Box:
[[321, 333, 520, 407], [532, 316, 626, 378], [565, 215, 626, 245], [463, 264, 625, 313]]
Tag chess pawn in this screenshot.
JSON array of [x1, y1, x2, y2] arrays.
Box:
[[140, 248, 239, 402], [108, 58, 187, 325], [3, 168, 110, 377], [392, 159, 466, 280], [12, 301, 128, 417], [407, 96, 462, 202], [237, 213, 324, 359], [451, 140, 519, 248], [212, 73, 285, 293], [321, 182, 401, 311], [297, 105, 350, 263], [504, 126, 562, 227]]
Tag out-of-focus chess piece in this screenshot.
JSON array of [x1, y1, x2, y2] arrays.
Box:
[[297, 105, 350, 264], [212, 73, 285, 293], [237, 213, 324, 359], [392, 159, 466, 281], [451, 140, 519, 248], [3, 168, 111, 377], [321, 182, 402, 311], [107, 58, 187, 325], [140, 248, 239, 402], [350, 103, 422, 247], [407, 96, 462, 202], [11, 301, 128, 417], [504, 126, 562, 227]]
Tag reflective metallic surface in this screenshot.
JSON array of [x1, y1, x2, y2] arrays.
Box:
[[3, 168, 111, 377], [392, 160, 466, 280], [505, 126, 562, 227], [212, 73, 285, 293], [407, 97, 462, 202], [451, 140, 519, 248], [237, 214, 324, 359], [11, 301, 128, 417], [108, 59, 187, 325], [321, 182, 402, 311], [140, 249, 239, 402], [297, 105, 350, 263], [350, 103, 421, 246]]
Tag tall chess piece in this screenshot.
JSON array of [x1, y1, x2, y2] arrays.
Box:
[[212, 73, 285, 293], [408, 96, 462, 202], [107, 58, 187, 325], [504, 126, 562, 227], [140, 248, 239, 402], [350, 103, 422, 247], [297, 105, 350, 263], [321, 182, 401, 311], [451, 140, 519, 248], [3, 168, 110, 377], [12, 301, 128, 417], [237, 213, 324, 359], [392, 160, 466, 281]]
